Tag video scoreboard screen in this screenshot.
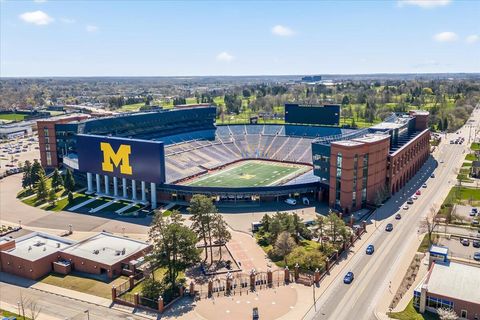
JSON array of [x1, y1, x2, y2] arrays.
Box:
[[285, 104, 340, 126]]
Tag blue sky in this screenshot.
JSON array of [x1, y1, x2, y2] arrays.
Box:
[[1, 0, 479, 76]]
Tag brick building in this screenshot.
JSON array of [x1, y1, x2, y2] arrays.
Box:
[[0, 232, 150, 280], [323, 111, 430, 213], [415, 260, 480, 319]]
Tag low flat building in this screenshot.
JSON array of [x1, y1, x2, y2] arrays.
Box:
[[0, 231, 151, 280], [414, 260, 480, 319], [0, 232, 75, 279], [61, 232, 151, 279]]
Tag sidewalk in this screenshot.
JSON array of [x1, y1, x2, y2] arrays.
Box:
[[391, 254, 429, 313], [31, 282, 112, 307]]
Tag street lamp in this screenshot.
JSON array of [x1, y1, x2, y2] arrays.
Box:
[[68, 224, 72, 234], [84, 310, 90, 320], [17, 301, 20, 318], [18, 220, 21, 228]]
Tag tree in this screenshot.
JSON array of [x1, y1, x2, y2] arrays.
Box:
[[63, 169, 75, 192], [260, 214, 271, 232], [48, 188, 57, 206], [211, 214, 231, 261], [420, 205, 438, 247], [315, 215, 326, 249], [341, 95, 350, 105], [149, 210, 200, 290], [51, 168, 63, 191], [188, 195, 217, 264], [273, 231, 296, 264], [22, 160, 32, 189], [67, 191, 74, 204], [437, 308, 458, 320], [326, 211, 345, 245], [141, 278, 165, 301], [286, 247, 325, 272], [36, 172, 48, 202], [30, 159, 45, 186]]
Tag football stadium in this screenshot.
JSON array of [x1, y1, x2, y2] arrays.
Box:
[[38, 104, 430, 213]]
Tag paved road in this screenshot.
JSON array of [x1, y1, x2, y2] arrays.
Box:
[[305, 107, 480, 320], [0, 277, 147, 320]]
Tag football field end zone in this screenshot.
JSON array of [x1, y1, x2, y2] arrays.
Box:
[[184, 159, 311, 187]]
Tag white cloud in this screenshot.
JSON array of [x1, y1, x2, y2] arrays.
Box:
[[19, 10, 53, 25], [433, 31, 458, 42], [86, 25, 98, 32], [271, 25, 295, 37], [60, 18, 76, 24], [466, 34, 479, 44], [216, 51, 234, 62], [398, 0, 451, 8]]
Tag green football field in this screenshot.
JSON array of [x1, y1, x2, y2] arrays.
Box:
[[186, 161, 308, 187]]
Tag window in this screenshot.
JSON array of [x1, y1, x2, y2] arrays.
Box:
[[45, 144, 50, 151], [426, 296, 453, 310], [45, 136, 50, 144], [361, 154, 369, 205], [43, 128, 49, 137], [335, 153, 342, 205], [461, 310, 467, 318], [46, 152, 52, 166]]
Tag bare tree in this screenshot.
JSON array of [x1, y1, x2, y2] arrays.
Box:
[[420, 205, 438, 246], [17, 292, 42, 320], [437, 308, 458, 320]]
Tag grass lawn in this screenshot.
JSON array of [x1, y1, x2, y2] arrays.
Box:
[[1, 309, 31, 320], [131, 267, 168, 294], [17, 188, 35, 199], [471, 142, 480, 151], [81, 197, 112, 210], [387, 299, 438, 320], [41, 273, 128, 299], [462, 162, 472, 167], [186, 160, 308, 187], [465, 153, 477, 161], [46, 192, 91, 211], [117, 103, 145, 112], [417, 234, 437, 253], [98, 201, 130, 213], [445, 186, 480, 204], [0, 113, 27, 121]]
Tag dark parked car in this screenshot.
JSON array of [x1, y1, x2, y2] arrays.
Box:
[[473, 240, 480, 248], [395, 214, 402, 220], [343, 272, 354, 284], [385, 223, 394, 232], [474, 252, 480, 261], [366, 244, 375, 255]]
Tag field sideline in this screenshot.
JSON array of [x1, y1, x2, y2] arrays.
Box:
[[185, 160, 310, 187]]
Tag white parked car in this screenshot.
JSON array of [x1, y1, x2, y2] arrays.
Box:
[[403, 204, 409, 210], [285, 198, 297, 206]]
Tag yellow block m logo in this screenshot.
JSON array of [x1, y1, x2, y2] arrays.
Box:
[[100, 142, 132, 175]]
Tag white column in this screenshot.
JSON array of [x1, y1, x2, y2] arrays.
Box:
[[87, 172, 93, 193], [141, 181, 146, 202], [122, 178, 127, 198], [131, 180, 137, 201], [96, 174, 101, 193], [104, 175, 109, 195], [150, 182, 157, 209], [113, 177, 118, 197]]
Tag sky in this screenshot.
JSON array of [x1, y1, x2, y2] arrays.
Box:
[[1, 0, 479, 77]]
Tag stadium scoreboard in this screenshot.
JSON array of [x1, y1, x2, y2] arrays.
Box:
[[285, 103, 340, 126], [77, 134, 166, 184]]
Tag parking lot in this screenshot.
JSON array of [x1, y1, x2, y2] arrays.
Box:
[[0, 135, 39, 176], [437, 235, 480, 261], [454, 204, 480, 223]]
